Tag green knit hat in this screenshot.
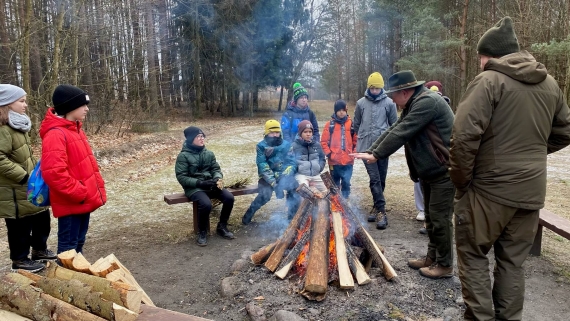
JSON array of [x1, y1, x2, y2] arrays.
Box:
[[293, 82, 308, 102], [477, 16, 519, 57]]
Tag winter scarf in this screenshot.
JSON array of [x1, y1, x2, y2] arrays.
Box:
[[8, 110, 31, 132]]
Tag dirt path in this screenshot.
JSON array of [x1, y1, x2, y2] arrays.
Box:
[[1, 109, 569, 320]]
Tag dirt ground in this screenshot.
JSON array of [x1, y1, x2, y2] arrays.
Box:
[[1, 101, 570, 320]]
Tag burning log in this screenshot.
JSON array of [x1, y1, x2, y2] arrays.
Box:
[[321, 172, 398, 281], [274, 230, 311, 279], [264, 199, 313, 272], [303, 199, 330, 294], [17, 270, 137, 321], [251, 242, 276, 265], [345, 240, 371, 285], [331, 211, 354, 290]]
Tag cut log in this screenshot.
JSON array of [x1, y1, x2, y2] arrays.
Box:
[[90, 256, 120, 277], [357, 228, 398, 281], [303, 199, 330, 294], [45, 263, 142, 313], [0, 309, 33, 321], [345, 241, 371, 285], [250, 242, 276, 265], [73, 252, 92, 274], [104, 254, 155, 307], [17, 270, 137, 321], [0, 273, 106, 321], [264, 199, 313, 272], [274, 229, 311, 279], [58, 249, 78, 269], [332, 211, 354, 290]]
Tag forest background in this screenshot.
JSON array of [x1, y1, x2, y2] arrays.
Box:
[[1, 0, 569, 133]]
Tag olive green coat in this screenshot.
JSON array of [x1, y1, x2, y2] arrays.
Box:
[[175, 142, 223, 198], [0, 124, 48, 219]]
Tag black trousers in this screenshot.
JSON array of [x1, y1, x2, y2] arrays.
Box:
[[189, 189, 234, 232], [4, 209, 51, 261]]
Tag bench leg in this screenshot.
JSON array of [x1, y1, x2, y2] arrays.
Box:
[[530, 225, 543, 256], [192, 202, 211, 235]]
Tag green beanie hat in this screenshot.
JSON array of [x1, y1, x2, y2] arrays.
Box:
[[293, 82, 308, 102], [477, 16, 519, 57]]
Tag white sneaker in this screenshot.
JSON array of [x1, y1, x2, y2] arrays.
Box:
[[416, 211, 425, 221]]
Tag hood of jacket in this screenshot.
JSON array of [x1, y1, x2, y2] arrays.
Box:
[[484, 51, 547, 85], [364, 88, 389, 103]]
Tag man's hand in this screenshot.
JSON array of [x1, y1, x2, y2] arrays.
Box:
[[216, 179, 224, 190], [349, 152, 378, 164], [197, 179, 216, 190]]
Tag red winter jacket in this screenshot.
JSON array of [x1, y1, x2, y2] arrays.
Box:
[[320, 116, 357, 166], [39, 108, 106, 218]]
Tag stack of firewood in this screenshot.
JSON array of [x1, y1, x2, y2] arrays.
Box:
[[0, 250, 154, 321]]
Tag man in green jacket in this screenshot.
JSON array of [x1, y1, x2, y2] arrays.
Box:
[[175, 126, 235, 246], [451, 17, 570, 321], [351, 70, 455, 279]]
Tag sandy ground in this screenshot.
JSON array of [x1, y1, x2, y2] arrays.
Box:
[[1, 101, 570, 320]]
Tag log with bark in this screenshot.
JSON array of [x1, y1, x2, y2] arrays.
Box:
[[345, 240, 371, 285], [303, 199, 330, 295], [264, 199, 313, 272], [90, 256, 121, 277], [250, 242, 276, 265], [0, 273, 107, 321], [17, 270, 137, 321], [274, 227, 311, 279], [45, 263, 142, 313], [103, 254, 155, 307]]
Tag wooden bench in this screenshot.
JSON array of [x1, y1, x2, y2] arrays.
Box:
[[530, 209, 570, 256], [164, 184, 258, 233]]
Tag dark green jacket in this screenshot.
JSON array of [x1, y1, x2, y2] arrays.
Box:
[[368, 86, 454, 181], [451, 51, 570, 209], [175, 142, 223, 198], [0, 124, 48, 219]]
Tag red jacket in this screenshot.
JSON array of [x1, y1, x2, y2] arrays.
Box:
[[39, 108, 106, 218], [320, 116, 357, 166]]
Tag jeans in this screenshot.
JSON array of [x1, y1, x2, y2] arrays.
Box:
[[243, 178, 300, 223], [331, 164, 353, 198], [189, 189, 234, 232], [5, 209, 51, 261], [58, 213, 90, 254], [363, 157, 389, 211]]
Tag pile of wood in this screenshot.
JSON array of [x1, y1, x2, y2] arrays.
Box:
[[250, 172, 397, 301], [0, 251, 155, 321]]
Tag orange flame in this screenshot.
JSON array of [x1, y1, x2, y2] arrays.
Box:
[[329, 219, 337, 270]]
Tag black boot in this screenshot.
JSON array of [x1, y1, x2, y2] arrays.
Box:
[[376, 212, 388, 230], [216, 222, 235, 239], [11, 258, 45, 273], [197, 231, 208, 246], [367, 207, 378, 222], [31, 249, 57, 262]]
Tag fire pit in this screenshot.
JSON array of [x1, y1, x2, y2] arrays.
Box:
[[250, 172, 397, 301]]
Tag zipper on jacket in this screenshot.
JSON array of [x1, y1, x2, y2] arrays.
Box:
[[12, 188, 19, 219]]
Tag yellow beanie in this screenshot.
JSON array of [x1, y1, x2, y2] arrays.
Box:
[[430, 86, 439, 92], [264, 119, 281, 136], [367, 72, 385, 89]]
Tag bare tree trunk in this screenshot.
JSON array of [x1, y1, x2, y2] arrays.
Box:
[[21, 0, 32, 92], [459, 0, 470, 93], [145, 1, 159, 115]]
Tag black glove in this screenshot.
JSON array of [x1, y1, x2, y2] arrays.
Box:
[[19, 174, 29, 185], [197, 179, 216, 190]]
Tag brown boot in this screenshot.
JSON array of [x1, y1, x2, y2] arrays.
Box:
[[419, 263, 453, 279], [408, 256, 434, 270]]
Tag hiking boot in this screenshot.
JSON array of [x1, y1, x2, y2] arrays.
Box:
[[216, 223, 236, 240], [11, 258, 45, 273], [408, 256, 434, 270], [31, 248, 57, 262], [419, 263, 453, 279], [416, 211, 425, 221], [419, 227, 428, 235], [197, 231, 208, 246], [376, 212, 388, 230], [367, 207, 379, 222]]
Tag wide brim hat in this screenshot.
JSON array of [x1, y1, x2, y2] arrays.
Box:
[[385, 70, 425, 94]]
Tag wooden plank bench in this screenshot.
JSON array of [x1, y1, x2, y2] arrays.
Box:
[[164, 184, 258, 234], [530, 209, 570, 256], [137, 305, 213, 321]]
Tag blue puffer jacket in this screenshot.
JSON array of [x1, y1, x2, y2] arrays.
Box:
[[256, 137, 296, 187], [280, 102, 320, 142], [288, 136, 326, 177]]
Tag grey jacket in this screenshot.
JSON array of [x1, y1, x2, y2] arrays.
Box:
[[353, 90, 398, 153], [288, 137, 326, 177]]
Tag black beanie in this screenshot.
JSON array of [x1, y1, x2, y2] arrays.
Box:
[[184, 126, 205, 141], [52, 85, 90, 116], [334, 99, 347, 113], [477, 16, 519, 57]]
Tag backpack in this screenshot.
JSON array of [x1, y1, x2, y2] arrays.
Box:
[[27, 159, 50, 206]]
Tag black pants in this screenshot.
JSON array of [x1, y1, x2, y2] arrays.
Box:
[[4, 209, 51, 261], [189, 189, 234, 232]]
